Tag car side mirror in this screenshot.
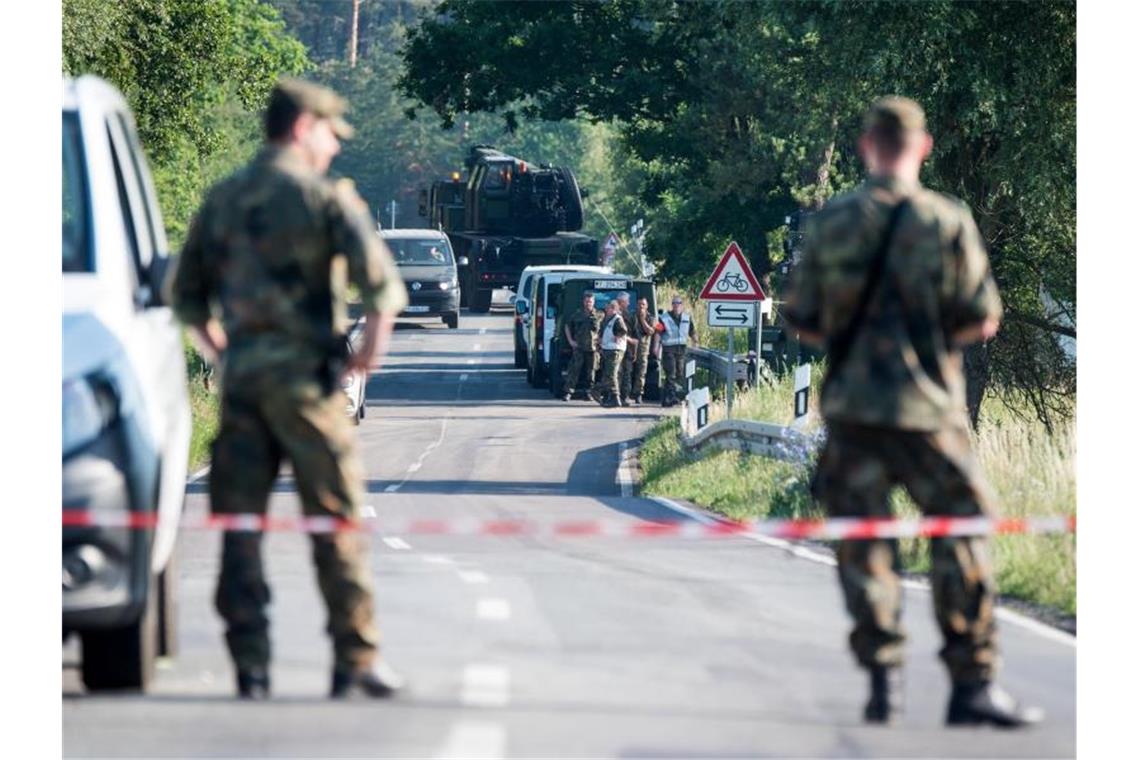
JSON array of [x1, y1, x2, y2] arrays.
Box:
[[457, 256, 469, 267], [141, 254, 171, 308], [515, 300, 528, 316]]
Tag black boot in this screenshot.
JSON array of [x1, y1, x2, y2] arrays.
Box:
[[330, 661, 407, 699], [236, 667, 270, 700], [864, 666, 902, 724], [946, 680, 1044, 727]]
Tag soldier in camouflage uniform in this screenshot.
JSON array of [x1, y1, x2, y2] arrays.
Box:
[[561, 291, 602, 401], [627, 296, 656, 405], [590, 300, 628, 408], [615, 291, 638, 404], [169, 79, 409, 701], [783, 97, 1041, 728]]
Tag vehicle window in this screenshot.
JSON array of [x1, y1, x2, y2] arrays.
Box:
[[106, 125, 144, 282], [547, 283, 562, 319], [484, 162, 509, 190], [116, 113, 162, 258], [519, 275, 532, 300], [62, 112, 91, 273], [387, 239, 453, 266]]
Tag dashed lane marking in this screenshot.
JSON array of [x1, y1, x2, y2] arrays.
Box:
[[384, 484, 400, 493], [460, 373, 469, 381], [435, 721, 507, 759], [361, 504, 377, 518], [477, 598, 511, 621], [473, 343, 482, 351], [407, 462, 422, 473], [382, 536, 411, 551], [461, 664, 510, 707], [458, 570, 490, 585], [422, 554, 455, 565]]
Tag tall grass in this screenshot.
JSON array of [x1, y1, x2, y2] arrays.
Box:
[[640, 373, 1077, 615]]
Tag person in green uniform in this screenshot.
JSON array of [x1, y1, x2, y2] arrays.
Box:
[[782, 96, 1042, 728], [169, 78, 409, 701], [561, 291, 602, 400], [590, 300, 628, 408]]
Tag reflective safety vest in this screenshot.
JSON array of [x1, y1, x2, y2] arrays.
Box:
[[661, 311, 692, 347], [601, 314, 627, 351]]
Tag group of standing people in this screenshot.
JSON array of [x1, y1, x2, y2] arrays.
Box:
[[561, 292, 698, 408]]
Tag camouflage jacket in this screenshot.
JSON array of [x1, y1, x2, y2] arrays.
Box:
[[168, 145, 407, 383], [628, 308, 656, 339], [567, 306, 603, 350], [782, 176, 1002, 431]]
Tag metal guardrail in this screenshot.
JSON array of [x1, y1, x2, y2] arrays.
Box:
[[687, 346, 752, 384], [678, 406, 810, 461]]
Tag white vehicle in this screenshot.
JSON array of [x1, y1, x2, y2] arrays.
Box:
[[513, 264, 612, 370], [63, 76, 191, 691]]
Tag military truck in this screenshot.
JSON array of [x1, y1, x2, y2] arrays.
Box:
[[418, 146, 600, 312]]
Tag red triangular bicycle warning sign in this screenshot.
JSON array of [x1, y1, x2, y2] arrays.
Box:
[[699, 241, 766, 301]]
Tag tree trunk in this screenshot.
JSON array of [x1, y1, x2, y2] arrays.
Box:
[[963, 342, 990, 429], [348, 0, 360, 68], [811, 115, 839, 210]]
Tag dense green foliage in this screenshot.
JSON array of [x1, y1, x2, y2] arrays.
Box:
[[400, 0, 1076, 424], [63, 0, 310, 245]]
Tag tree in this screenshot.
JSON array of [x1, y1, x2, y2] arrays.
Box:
[[399, 0, 1076, 427], [63, 0, 310, 244]]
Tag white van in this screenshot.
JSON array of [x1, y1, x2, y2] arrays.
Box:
[[513, 264, 612, 370], [63, 76, 191, 691]]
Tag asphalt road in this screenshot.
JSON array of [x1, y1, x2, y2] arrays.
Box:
[[63, 306, 1076, 758]]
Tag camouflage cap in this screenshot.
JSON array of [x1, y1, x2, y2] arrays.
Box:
[[268, 78, 355, 139], [863, 96, 926, 135]]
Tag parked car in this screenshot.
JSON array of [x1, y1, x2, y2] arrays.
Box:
[[341, 335, 366, 425], [379, 228, 461, 329], [545, 274, 661, 399], [63, 76, 191, 691], [512, 264, 612, 369]]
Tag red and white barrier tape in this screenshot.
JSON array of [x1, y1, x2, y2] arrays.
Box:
[[61, 510, 1075, 540]]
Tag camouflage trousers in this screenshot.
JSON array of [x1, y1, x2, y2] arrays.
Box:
[[591, 348, 625, 401], [210, 378, 379, 672], [661, 345, 687, 399], [633, 337, 652, 398], [812, 421, 999, 682], [563, 349, 598, 395]]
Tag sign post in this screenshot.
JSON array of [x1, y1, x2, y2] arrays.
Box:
[[794, 363, 811, 420], [699, 242, 766, 421]]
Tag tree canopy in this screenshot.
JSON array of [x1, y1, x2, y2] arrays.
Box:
[[400, 0, 1076, 424]]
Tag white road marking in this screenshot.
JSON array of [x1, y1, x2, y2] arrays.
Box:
[[382, 536, 411, 551], [407, 462, 422, 473], [384, 484, 400, 493], [361, 504, 377, 518], [422, 554, 455, 565], [467, 358, 477, 365], [477, 598, 511, 621], [616, 442, 635, 498], [473, 343, 482, 351], [435, 721, 507, 759], [460, 373, 469, 382], [458, 570, 490, 585], [461, 664, 510, 707], [648, 493, 1077, 647], [479, 328, 487, 335]]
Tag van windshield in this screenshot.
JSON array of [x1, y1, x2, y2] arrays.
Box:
[[387, 238, 454, 267], [63, 112, 90, 273]]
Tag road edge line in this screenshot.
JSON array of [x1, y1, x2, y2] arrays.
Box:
[[644, 498, 1076, 648]]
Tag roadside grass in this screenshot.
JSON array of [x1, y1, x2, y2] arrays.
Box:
[[640, 374, 1077, 616], [184, 336, 218, 471]]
